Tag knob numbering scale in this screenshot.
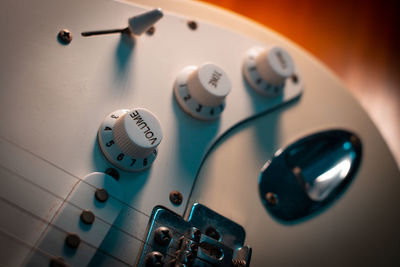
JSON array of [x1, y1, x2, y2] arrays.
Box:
[[174, 63, 231, 120], [243, 46, 295, 97], [98, 108, 162, 172]]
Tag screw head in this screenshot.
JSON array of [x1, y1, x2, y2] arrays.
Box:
[[65, 233, 80, 249], [145, 251, 164, 267], [80, 209, 95, 225], [266, 192, 278, 206], [187, 20, 198, 30], [169, 190, 183, 205], [58, 29, 72, 44], [95, 188, 109, 203], [154, 226, 172, 246]]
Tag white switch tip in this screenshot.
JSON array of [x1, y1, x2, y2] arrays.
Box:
[[128, 8, 163, 35]]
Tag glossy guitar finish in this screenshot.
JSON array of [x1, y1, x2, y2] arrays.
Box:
[[0, 0, 399, 266]]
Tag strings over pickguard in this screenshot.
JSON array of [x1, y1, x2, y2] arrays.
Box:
[[3, 0, 399, 266], [0, 0, 303, 265]]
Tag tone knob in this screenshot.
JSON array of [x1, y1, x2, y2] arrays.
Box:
[[98, 108, 162, 172], [174, 63, 231, 120], [243, 46, 295, 96]]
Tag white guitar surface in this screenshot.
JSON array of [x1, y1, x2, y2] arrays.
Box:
[[0, 0, 399, 266]]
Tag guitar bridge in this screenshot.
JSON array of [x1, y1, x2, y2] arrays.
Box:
[[138, 204, 251, 266]]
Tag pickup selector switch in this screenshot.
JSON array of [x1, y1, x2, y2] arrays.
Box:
[[98, 108, 162, 171], [243, 46, 295, 96], [174, 63, 231, 120]]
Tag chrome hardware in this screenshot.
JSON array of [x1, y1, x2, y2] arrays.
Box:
[[259, 129, 362, 221], [138, 204, 251, 266]]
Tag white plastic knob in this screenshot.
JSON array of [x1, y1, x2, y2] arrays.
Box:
[[256, 47, 295, 86], [243, 46, 295, 96], [187, 63, 231, 107], [174, 63, 231, 120], [98, 109, 162, 171], [113, 108, 162, 158]]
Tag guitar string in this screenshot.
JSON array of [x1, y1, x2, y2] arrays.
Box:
[[0, 124, 198, 243], [0, 227, 132, 267], [0, 136, 192, 253], [0, 196, 181, 266], [0, 196, 132, 267], [0, 134, 198, 263], [0, 163, 186, 252], [0, 135, 157, 218], [0, 228, 79, 267], [0, 162, 187, 242], [0, 164, 187, 263]]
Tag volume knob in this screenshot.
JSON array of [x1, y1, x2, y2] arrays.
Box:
[[243, 46, 295, 96], [98, 108, 162, 171], [174, 63, 231, 120]]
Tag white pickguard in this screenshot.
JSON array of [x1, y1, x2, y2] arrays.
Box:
[[0, 0, 398, 266]]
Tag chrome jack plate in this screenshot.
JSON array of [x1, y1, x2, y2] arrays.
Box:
[[259, 129, 362, 222], [138, 204, 251, 266]]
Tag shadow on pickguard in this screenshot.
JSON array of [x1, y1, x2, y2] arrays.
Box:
[[113, 32, 136, 90], [171, 92, 220, 176], [185, 84, 301, 217]]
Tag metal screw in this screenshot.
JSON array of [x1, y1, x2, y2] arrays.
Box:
[[169, 190, 183, 205], [58, 29, 72, 44], [65, 233, 80, 249], [154, 226, 172, 246], [187, 20, 198, 30], [95, 188, 109, 203], [266, 192, 278, 206], [145, 251, 164, 267], [80, 209, 95, 225], [105, 167, 120, 181]]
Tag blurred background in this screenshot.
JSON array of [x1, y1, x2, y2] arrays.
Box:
[[199, 0, 400, 167]]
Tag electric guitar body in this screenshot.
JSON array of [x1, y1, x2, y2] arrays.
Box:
[[0, 0, 399, 266]]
